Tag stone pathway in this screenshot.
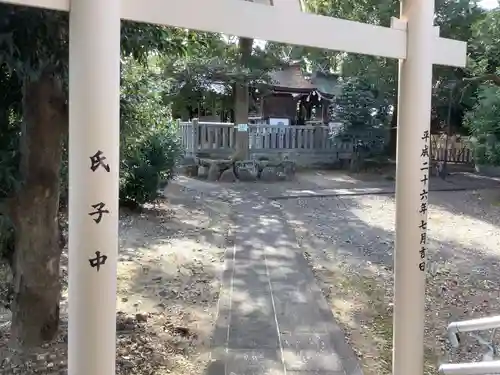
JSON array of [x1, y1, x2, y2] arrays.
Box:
[[172, 171, 500, 375], [208, 196, 362, 375]]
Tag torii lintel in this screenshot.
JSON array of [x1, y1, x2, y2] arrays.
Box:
[[0, 0, 465, 68]]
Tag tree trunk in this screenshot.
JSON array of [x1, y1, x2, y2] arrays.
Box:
[[8, 71, 67, 349], [233, 36, 253, 161]]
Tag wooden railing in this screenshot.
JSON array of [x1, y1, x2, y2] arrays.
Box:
[[198, 121, 235, 151], [248, 125, 350, 151], [179, 120, 196, 154], [430, 134, 474, 164], [179, 120, 358, 155], [180, 120, 236, 154], [179, 122, 474, 164]]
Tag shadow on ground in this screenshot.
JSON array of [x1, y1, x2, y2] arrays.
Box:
[[125, 173, 500, 375], [277, 189, 500, 375], [117, 187, 235, 375]]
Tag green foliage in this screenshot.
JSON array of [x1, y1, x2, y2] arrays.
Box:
[[120, 57, 170, 134], [464, 86, 500, 137], [333, 77, 391, 128], [0, 4, 209, 81], [0, 6, 69, 81], [120, 127, 182, 208], [330, 78, 390, 155], [163, 35, 283, 87], [468, 9, 500, 77], [119, 58, 183, 208], [469, 139, 500, 166], [162, 35, 285, 120], [464, 85, 500, 165], [431, 6, 497, 133]]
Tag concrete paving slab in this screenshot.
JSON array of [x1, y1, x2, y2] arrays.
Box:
[[209, 194, 363, 375], [272, 287, 331, 334], [281, 332, 344, 372], [227, 299, 280, 349], [225, 349, 284, 375]]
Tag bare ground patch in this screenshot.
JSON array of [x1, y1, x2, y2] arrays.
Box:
[[280, 188, 500, 375], [0, 188, 231, 375]]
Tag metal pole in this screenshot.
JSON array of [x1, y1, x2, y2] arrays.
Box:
[[439, 361, 500, 375], [68, 0, 120, 373], [392, 0, 434, 373], [447, 315, 500, 347]]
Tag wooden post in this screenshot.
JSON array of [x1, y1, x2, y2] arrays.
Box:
[[175, 118, 183, 153], [192, 118, 199, 155]]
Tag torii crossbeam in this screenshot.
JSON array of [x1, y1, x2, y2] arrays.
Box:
[[0, 0, 466, 66], [0, 0, 467, 374]]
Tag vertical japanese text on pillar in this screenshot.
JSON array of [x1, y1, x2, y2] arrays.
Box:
[[418, 131, 430, 271], [88, 150, 111, 271]]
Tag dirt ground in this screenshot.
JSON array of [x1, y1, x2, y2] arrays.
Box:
[[0, 183, 232, 375], [174, 169, 500, 375], [1, 169, 500, 375], [273, 175, 500, 375]]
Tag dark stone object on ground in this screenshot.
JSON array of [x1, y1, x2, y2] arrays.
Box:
[[207, 163, 221, 181], [196, 157, 296, 183], [183, 165, 198, 177], [198, 165, 209, 178], [235, 161, 259, 181], [260, 166, 283, 182], [259, 160, 296, 182], [219, 168, 237, 182]]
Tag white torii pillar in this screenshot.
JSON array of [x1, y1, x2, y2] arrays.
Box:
[[392, 0, 435, 373], [67, 0, 120, 373]]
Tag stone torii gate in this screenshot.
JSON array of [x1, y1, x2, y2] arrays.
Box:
[[0, 0, 466, 374]]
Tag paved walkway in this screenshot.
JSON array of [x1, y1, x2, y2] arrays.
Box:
[[207, 196, 362, 375]]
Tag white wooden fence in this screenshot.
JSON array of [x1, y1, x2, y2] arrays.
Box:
[[178, 120, 355, 158], [430, 134, 474, 164], [178, 121, 476, 165]]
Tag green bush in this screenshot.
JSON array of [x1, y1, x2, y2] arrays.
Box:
[[119, 126, 182, 208], [333, 77, 391, 129], [487, 143, 500, 166], [464, 85, 500, 166], [118, 57, 183, 208], [472, 141, 488, 165]]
